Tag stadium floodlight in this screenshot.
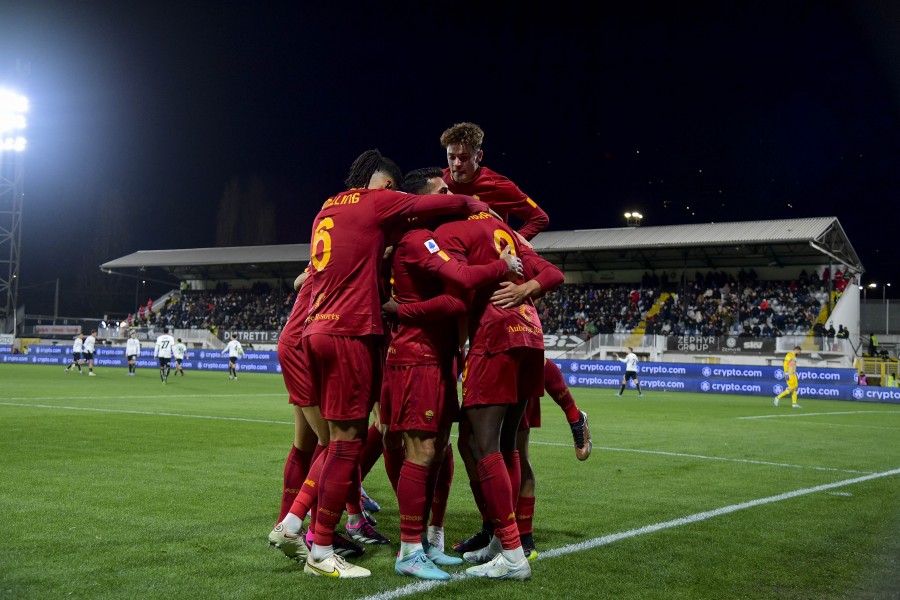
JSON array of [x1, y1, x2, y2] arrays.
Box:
[[625, 211, 643, 227], [0, 88, 28, 153]]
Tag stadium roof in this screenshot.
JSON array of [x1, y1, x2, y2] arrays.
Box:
[[100, 244, 311, 283], [100, 216, 863, 283], [531, 216, 863, 274]]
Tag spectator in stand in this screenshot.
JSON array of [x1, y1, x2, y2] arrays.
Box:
[[869, 333, 878, 357], [825, 324, 836, 349], [833, 269, 845, 291]]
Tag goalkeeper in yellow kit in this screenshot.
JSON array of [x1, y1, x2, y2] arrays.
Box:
[[774, 345, 803, 409]]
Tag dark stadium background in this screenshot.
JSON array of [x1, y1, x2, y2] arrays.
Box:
[[2, 1, 899, 315]]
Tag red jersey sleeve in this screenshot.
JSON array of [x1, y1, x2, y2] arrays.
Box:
[[521, 246, 564, 294], [397, 293, 466, 323], [405, 229, 508, 290], [443, 167, 548, 240], [486, 176, 549, 240], [372, 190, 487, 225]]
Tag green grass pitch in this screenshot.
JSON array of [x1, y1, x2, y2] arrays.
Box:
[[1, 364, 898, 599]]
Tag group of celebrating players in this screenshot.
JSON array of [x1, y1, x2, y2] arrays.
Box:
[[267, 122, 593, 581]]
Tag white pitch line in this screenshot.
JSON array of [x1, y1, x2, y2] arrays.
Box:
[[739, 410, 900, 420], [356, 467, 900, 600], [1, 402, 869, 474], [525, 439, 872, 474], [0, 402, 292, 425]]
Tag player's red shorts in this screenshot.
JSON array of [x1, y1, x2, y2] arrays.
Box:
[[519, 396, 541, 430], [302, 333, 379, 421], [278, 338, 313, 407], [461, 347, 544, 408], [382, 362, 459, 432]]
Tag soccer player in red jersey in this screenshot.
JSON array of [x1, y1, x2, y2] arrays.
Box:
[[440, 121, 548, 241], [488, 247, 567, 561], [269, 269, 367, 561], [429, 210, 559, 581], [440, 123, 592, 556], [381, 167, 523, 580], [269, 150, 489, 579], [275, 271, 318, 525]]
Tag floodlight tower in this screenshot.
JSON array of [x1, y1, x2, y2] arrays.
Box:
[[625, 211, 643, 227], [0, 88, 27, 332]]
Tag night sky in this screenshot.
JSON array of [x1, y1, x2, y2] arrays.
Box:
[[2, 1, 900, 314]]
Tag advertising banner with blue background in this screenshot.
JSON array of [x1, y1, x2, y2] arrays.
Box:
[[4, 344, 897, 404]]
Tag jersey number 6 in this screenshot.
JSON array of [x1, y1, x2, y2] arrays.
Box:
[[312, 217, 335, 271]]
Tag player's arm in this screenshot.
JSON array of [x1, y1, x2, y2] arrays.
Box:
[[408, 229, 521, 290], [293, 270, 310, 291], [510, 201, 549, 241], [383, 290, 467, 323], [489, 176, 549, 240], [433, 244, 521, 288], [490, 247, 564, 308], [378, 192, 489, 224]]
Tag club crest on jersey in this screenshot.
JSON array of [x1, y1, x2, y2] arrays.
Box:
[[424, 409, 435, 422], [423, 238, 441, 254]]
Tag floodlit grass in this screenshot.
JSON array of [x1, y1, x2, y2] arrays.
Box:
[[1, 363, 898, 599]]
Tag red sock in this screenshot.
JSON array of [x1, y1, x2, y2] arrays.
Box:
[[287, 445, 328, 519], [278, 445, 314, 522], [313, 439, 362, 547], [544, 360, 581, 423], [476, 452, 517, 543], [516, 495, 535, 536], [423, 461, 438, 525], [493, 522, 521, 551], [398, 460, 430, 543], [429, 445, 453, 528], [504, 450, 521, 509], [345, 463, 363, 516], [359, 423, 384, 481], [383, 444, 405, 494]]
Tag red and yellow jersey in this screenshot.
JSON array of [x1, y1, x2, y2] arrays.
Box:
[[434, 213, 544, 354], [279, 275, 313, 349], [302, 188, 479, 338], [442, 166, 548, 240]]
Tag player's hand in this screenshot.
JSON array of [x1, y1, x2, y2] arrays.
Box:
[[499, 245, 523, 277], [383, 246, 394, 261], [490, 281, 530, 308], [381, 297, 399, 316]]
